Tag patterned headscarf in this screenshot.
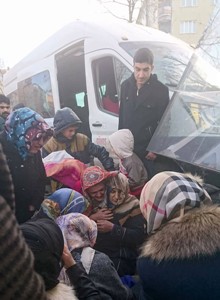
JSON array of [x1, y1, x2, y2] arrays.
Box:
[[56, 213, 97, 251], [82, 166, 117, 193], [5, 107, 53, 160], [140, 171, 212, 234], [108, 173, 141, 225], [48, 188, 89, 215], [82, 166, 118, 210]]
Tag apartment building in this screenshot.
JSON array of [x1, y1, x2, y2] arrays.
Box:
[[171, 0, 217, 46]]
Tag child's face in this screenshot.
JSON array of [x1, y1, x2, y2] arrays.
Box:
[[62, 126, 78, 139], [87, 182, 106, 202], [109, 187, 125, 206]]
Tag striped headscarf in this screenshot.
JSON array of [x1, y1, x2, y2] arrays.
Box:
[[56, 213, 97, 251], [5, 107, 53, 160], [140, 171, 212, 234]]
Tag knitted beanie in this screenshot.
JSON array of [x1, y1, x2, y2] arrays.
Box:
[[53, 107, 82, 136]]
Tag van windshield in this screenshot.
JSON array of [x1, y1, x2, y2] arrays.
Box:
[[120, 41, 192, 89]]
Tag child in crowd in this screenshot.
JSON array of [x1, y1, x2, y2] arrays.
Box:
[[108, 129, 148, 197], [42, 107, 115, 171]]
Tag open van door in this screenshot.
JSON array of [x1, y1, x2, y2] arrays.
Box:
[[148, 34, 220, 187], [85, 49, 132, 147]]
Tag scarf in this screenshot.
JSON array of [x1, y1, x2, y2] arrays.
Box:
[[5, 107, 53, 160], [82, 166, 117, 209], [56, 213, 97, 251], [140, 171, 212, 234], [48, 188, 89, 215], [108, 173, 141, 225]]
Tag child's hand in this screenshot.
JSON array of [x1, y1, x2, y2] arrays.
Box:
[[90, 208, 113, 221], [62, 245, 76, 269], [97, 220, 114, 232]]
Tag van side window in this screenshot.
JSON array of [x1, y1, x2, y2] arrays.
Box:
[[92, 56, 131, 116], [7, 90, 19, 109], [17, 70, 55, 118]]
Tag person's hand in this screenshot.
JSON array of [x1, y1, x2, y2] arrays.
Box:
[[90, 208, 113, 222], [62, 245, 76, 269], [97, 220, 114, 232], [145, 152, 157, 160]]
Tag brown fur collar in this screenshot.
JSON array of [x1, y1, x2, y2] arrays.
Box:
[[140, 205, 220, 261]]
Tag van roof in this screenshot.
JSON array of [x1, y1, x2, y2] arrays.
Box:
[[4, 18, 190, 84]]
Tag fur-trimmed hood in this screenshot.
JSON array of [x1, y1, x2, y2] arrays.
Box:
[[46, 282, 78, 300], [141, 205, 220, 261]]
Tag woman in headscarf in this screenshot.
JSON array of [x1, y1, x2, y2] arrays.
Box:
[[20, 218, 101, 300], [48, 188, 89, 215], [136, 171, 220, 300], [31, 188, 89, 221], [0, 143, 46, 300], [0, 107, 53, 223], [82, 167, 146, 276], [57, 213, 134, 300]]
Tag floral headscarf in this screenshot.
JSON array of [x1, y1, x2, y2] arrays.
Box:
[[56, 213, 97, 251], [140, 171, 212, 234], [5, 107, 53, 160], [48, 188, 89, 215]]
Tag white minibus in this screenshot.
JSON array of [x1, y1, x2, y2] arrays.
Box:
[[4, 18, 193, 145]]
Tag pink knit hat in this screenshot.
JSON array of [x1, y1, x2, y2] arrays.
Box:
[[82, 166, 117, 192]]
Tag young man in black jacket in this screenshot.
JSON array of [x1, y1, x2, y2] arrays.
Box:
[[118, 48, 169, 177]]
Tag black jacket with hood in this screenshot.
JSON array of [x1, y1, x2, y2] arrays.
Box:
[[42, 107, 115, 171], [119, 74, 169, 159], [0, 131, 47, 224]]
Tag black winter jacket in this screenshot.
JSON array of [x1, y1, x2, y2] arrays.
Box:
[[94, 213, 146, 276], [0, 132, 47, 223], [66, 263, 101, 300], [119, 74, 169, 159]]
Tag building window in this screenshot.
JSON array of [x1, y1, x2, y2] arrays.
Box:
[[18, 70, 55, 118], [180, 21, 196, 33], [181, 0, 198, 6]]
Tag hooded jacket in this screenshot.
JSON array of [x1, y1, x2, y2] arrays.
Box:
[[137, 205, 220, 300], [42, 108, 114, 171], [119, 74, 169, 159], [108, 129, 148, 190]]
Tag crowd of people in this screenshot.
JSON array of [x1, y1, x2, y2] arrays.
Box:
[[1, 48, 220, 299]]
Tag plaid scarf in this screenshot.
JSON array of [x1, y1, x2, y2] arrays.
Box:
[[140, 171, 212, 234]]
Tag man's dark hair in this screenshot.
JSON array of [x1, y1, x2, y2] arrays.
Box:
[[0, 94, 10, 105], [133, 48, 154, 65]]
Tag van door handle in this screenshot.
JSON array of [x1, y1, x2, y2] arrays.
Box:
[[92, 122, 102, 127]]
